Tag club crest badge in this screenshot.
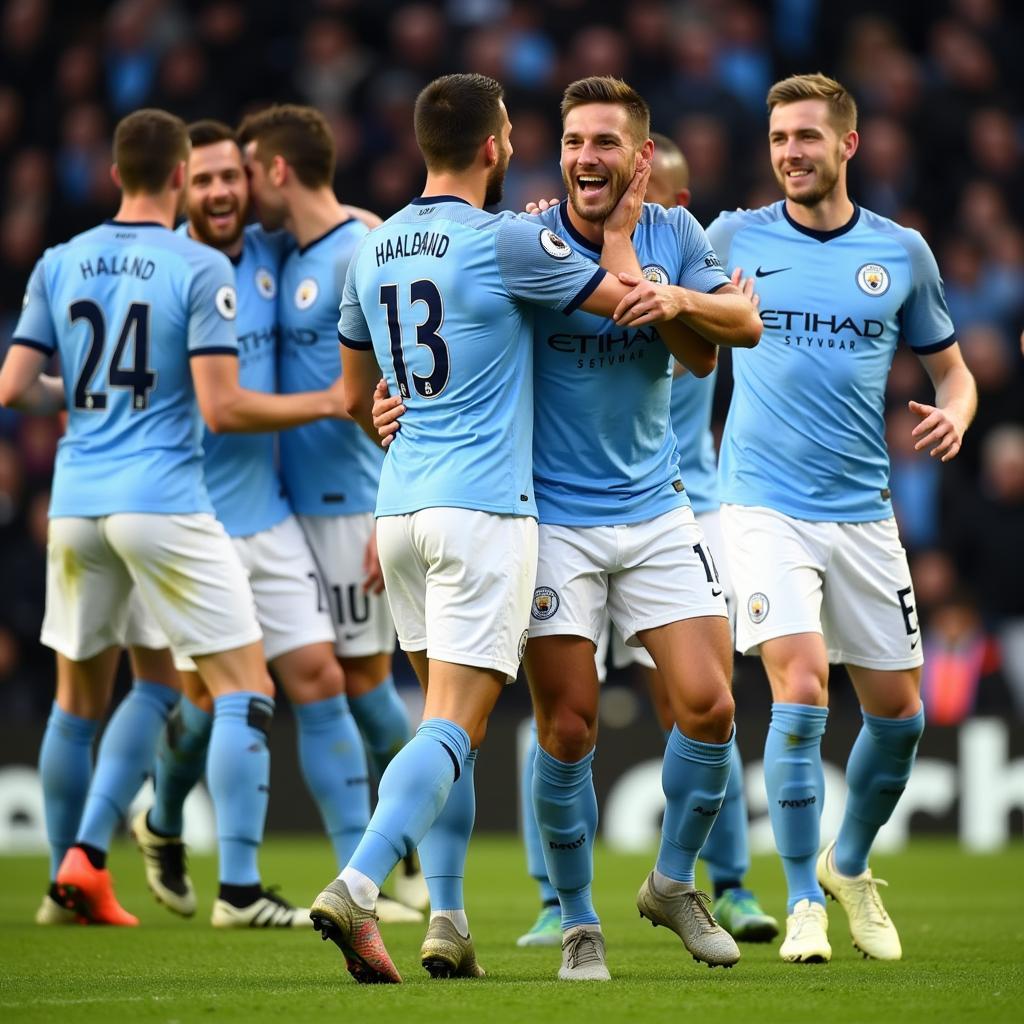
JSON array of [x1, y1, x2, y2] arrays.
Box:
[[642, 264, 669, 285], [255, 267, 276, 299], [856, 263, 890, 296], [532, 586, 559, 620], [295, 278, 318, 309], [748, 592, 769, 624]]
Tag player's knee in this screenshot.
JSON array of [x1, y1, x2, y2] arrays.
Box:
[[776, 671, 827, 707], [286, 654, 343, 704], [676, 686, 734, 742], [538, 704, 596, 761]]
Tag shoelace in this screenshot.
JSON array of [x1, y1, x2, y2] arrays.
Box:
[[681, 889, 718, 931], [789, 904, 824, 939], [850, 876, 890, 925], [261, 885, 296, 910], [563, 930, 604, 969]]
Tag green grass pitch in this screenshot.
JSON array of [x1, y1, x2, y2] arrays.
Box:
[[1, 837, 1021, 1023]]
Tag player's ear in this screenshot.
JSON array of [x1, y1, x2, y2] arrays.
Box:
[[270, 154, 288, 187], [841, 129, 859, 163], [483, 134, 498, 168], [639, 138, 655, 164], [676, 188, 692, 209], [170, 161, 186, 192], [110, 163, 122, 189]]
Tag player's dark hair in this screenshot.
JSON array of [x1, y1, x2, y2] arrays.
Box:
[[560, 77, 650, 143], [188, 119, 238, 150], [650, 132, 690, 189], [414, 74, 505, 172], [113, 108, 189, 195], [767, 73, 858, 134], [237, 104, 335, 187]]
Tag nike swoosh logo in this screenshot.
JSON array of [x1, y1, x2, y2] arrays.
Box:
[[712, 589, 723, 597], [755, 266, 791, 277], [910, 638, 919, 650]]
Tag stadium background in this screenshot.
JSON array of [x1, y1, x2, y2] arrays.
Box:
[[0, 0, 1021, 851]]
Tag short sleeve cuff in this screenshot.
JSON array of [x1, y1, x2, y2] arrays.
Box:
[[11, 336, 55, 356], [189, 346, 238, 357], [339, 330, 373, 351], [910, 332, 956, 355], [563, 267, 607, 315]]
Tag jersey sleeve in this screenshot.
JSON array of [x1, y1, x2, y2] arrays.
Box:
[[186, 249, 239, 356], [12, 259, 57, 354], [338, 252, 372, 350], [899, 231, 956, 353], [494, 216, 606, 314], [673, 208, 731, 293]]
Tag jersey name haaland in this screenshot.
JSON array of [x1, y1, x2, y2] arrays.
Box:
[[531, 201, 730, 527], [13, 220, 238, 518], [339, 196, 606, 519], [708, 202, 955, 522]]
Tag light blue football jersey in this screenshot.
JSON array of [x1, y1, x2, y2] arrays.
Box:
[[339, 196, 606, 518], [531, 201, 730, 526], [670, 365, 719, 515], [177, 222, 291, 537], [708, 202, 956, 522], [13, 219, 238, 518], [278, 218, 382, 516]]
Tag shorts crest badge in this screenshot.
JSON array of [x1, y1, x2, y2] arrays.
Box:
[[856, 263, 890, 296], [747, 592, 769, 624], [295, 278, 318, 309], [531, 586, 559, 620], [641, 264, 669, 285], [518, 629, 529, 662]]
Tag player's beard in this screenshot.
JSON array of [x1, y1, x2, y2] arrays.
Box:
[[484, 146, 510, 207], [563, 160, 632, 223], [777, 153, 842, 207], [189, 196, 249, 249]]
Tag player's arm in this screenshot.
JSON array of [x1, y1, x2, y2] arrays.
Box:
[[191, 354, 347, 433], [0, 345, 65, 413], [340, 344, 384, 445], [913, 344, 977, 462]]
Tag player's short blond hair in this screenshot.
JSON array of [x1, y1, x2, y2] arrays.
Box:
[[560, 77, 650, 144], [766, 73, 858, 134]]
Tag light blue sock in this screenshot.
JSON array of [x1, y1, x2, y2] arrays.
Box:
[[520, 724, 557, 904], [533, 744, 599, 929], [348, 676, 412, 780], [207, 692, 274, 886], [39, 703, 99, 879], [699, 740, 750, 886], [419, 750, 477, 910], [657, 726, 734, 884], [76, 681, 179, 852], [149, 697, 213, 837], [295, 695, 370, 871], [349, 718, 470, 887], [835, 706, 925, 876], [764, 702, 829, 911]]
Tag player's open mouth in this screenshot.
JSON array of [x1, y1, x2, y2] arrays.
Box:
[[785, 168, 812, 179], [207, 208, 237, 229], [577, 175, 608, 196]]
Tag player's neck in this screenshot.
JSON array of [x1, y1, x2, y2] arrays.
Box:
[[564, 203, 605, 247], [783, 189, 855, 233], [287, 187, 350, 249], [113, 193, 177, 229], [421, 172, 486, 209]]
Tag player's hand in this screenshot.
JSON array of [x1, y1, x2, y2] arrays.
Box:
[[604, 157, 650, 236], [371, 378, 405, 449], [524, 198, 562, 215], [730, 267, 761, 310], [362, 530, 386, 595], [908, 399, 965, 462], [612, 272, 684, 326]]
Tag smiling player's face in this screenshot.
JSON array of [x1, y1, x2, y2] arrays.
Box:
[[186, 140, 249, 250], [769, 99, 849, 208], [561, 103, 642, 223]]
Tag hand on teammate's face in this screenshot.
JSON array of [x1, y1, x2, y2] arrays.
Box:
[[730, 267, 761, 310], [371, 377, 404, 448], [908, 400, 965, 462], [523, 198, 562, 215], [603, 156, 650, 236]]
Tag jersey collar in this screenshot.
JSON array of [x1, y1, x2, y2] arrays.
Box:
[[558, 199, 602, 255], [105, 219, 168, 229], [298, 218, 359, 256], [782, 201, 860, 242], [410, 195, 472, 206]]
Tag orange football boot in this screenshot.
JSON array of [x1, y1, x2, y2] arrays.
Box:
[[55, 846, 139, 926]]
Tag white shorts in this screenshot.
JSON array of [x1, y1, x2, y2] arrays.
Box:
[[720, 504, 923, 670], [41, 514, 262, 662], [299, 512, 395, 659], [377, 508, 538, 682], [609, 508, 735, 671], [174, 515, 335, 671], [529, 505, 728, 647], [124, 593, 171, 651]]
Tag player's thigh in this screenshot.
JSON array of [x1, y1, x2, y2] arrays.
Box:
[[822, 517, 924, 673], [103, 512, 262, 659], [414, 508, 538, 684], [759, 631, 831, 706], [299, 512, 395, 659], [193, 641, 273, 698], [528, 523, 612, 646], [422, 659, 506, 750], [55, 647, 122, 719], [240, 516, 335, 663], [525, 634, 602, 759], [846, 664, 922, 719], [606, 506, 728, 645], [720, 503, 829, 657], [41, 516, 135, 661]]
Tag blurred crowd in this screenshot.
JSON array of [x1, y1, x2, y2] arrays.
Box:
[[1, 0, 1022, 724]]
